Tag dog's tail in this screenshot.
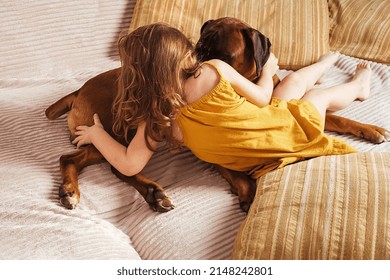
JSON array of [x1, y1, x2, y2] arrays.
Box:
[[45, 90, 77, 120]]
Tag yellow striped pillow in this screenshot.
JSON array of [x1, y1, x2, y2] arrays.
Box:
[[328, 0, 390, 65], [232, 152, 390, 260], [129, 0, 330, 70]]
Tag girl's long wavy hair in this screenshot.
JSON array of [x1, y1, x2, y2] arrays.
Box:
[[113, 23, 200, 150]]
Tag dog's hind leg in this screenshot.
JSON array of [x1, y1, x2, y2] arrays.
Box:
[[215, 165, 256, 212], [59, 145, 103, 209], [45, 90, 78, 120], [111, 168, 175, 212], [325, 113, 390, 144]]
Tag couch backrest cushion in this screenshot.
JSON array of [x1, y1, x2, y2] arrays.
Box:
[[328, 0, 390, 65], [129, 0, 330, 70], [232, 152, 390, 260]]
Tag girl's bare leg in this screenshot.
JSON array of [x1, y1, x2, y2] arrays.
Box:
[[302, 62, 371, 121], [273, 52, 340, 101]]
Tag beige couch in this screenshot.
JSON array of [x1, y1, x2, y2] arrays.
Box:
[[1, 0, 389, 260]]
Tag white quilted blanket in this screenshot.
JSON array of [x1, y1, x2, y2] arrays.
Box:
[[1, 0, 389, 260], [0, 0, 246, 259]]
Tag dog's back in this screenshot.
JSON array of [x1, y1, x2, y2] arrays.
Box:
[[45, 68, 121, 141]]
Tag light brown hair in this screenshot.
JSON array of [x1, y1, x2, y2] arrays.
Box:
[[113, 23, 200, 150]]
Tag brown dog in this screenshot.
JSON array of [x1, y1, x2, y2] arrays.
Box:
[[46, 67, 254, 211], [45, 68, 178, 212], [46, 17, 389, 212]]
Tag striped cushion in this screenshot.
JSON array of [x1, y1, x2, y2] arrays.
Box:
[[129, 0, 330, 70], [328, 0, 390, 65], [232, 152, 390, 259]]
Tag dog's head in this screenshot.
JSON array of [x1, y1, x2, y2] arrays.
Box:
[[195, 17, 272, 82]]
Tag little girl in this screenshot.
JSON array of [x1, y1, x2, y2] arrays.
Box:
[[72, 23, 371, 179]]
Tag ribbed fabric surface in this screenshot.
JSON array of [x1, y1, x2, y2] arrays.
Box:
[[0, 0, 135, 81], [0, 1, 248, 260], [0, 89, 141, 260], [129, 0, 330, 70], [233, 152, 390, 259], [0, 84, 247, 260], [328, 0, 390, 65], [1, 0, 390, 260], [0, 0, 142, 260]]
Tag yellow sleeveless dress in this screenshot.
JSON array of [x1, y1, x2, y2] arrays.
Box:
[[177, 62, 357, 179]]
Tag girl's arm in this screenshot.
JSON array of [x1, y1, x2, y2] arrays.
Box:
[[72, 114, 157, 177], [209, 54, 278, 107]]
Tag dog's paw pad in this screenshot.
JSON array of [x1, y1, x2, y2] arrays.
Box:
[[152, 197, 175, 213], [144, 185, 174, 212], [59, 185, 79, 210], [60, 195, 79, 210]]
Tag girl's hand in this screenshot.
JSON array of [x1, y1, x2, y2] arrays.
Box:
[[72, 113, 104, 148], [263, 53, 279, 76]]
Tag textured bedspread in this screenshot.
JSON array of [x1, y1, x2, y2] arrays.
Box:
[[0, 86, 245, 259], [1, 0, 389, 260], [0, 1, 247, 260]]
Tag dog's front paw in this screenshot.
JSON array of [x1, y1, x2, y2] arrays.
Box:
[[362, 126, 390, 144], [381, 129, 390, 142], [145, 186, 175, 213], [59, 184, 80, 210]]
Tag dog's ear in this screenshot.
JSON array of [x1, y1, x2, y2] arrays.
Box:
[[200, 19, 214, 34], [242, 28, 271, 79], [195, 20, 222, 62]]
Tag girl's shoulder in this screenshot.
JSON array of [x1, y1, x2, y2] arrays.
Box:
[[203, 59, 239, 84], [203, 59, 227, 75], [183, 61, 221, 104]]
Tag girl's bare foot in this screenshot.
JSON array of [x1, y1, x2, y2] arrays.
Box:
[[316, 51, 341, 84], [352, 61, 371, 101]]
